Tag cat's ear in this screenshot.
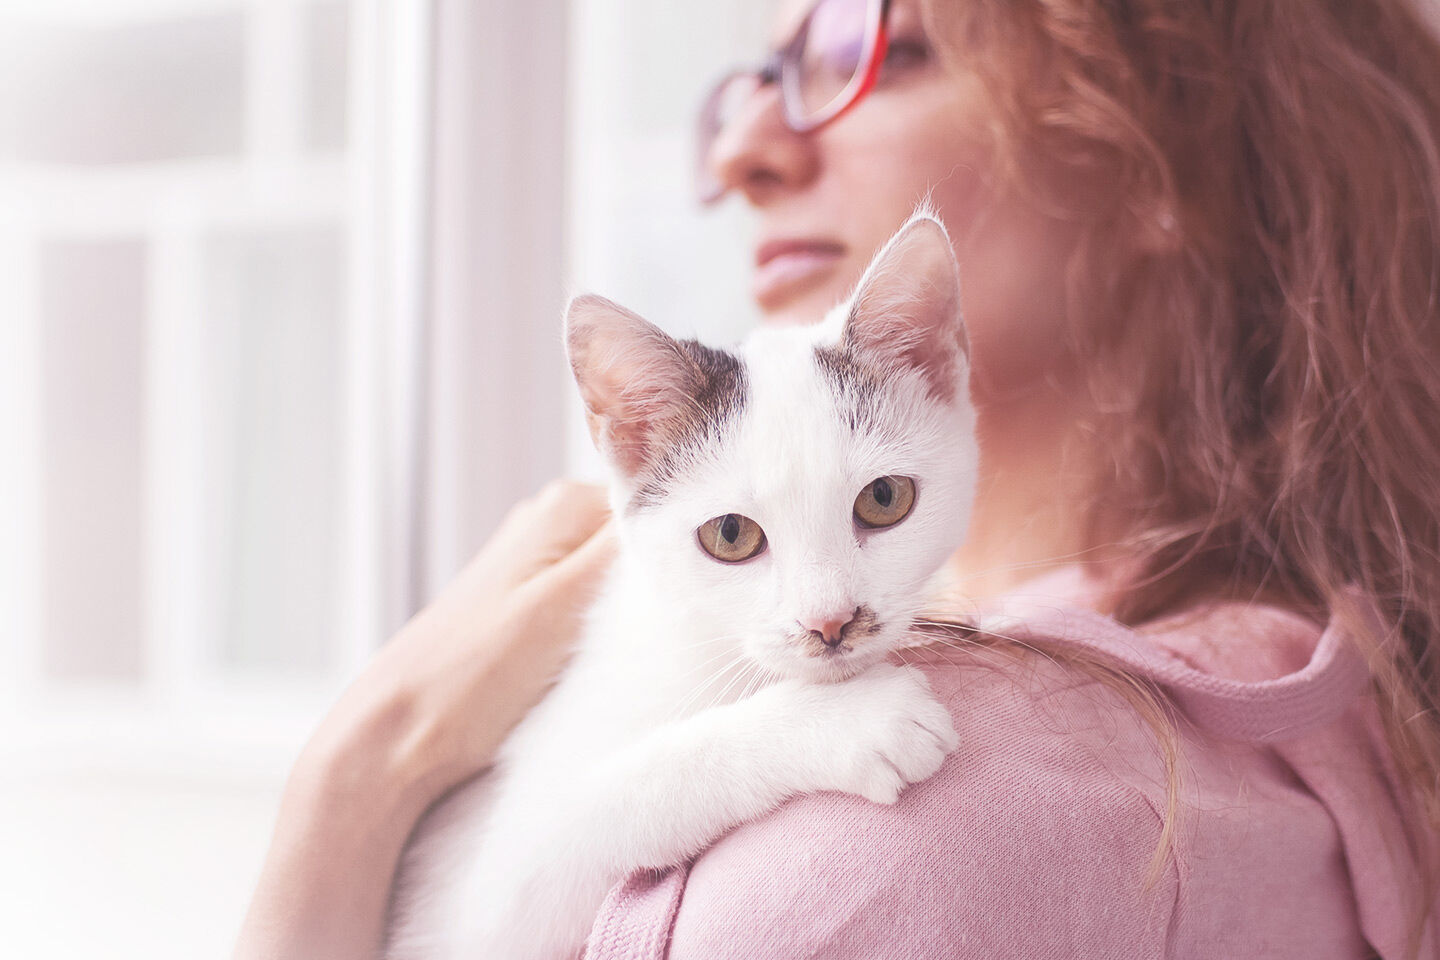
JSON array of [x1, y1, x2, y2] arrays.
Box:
[[565, 294, 741, 479], [842, 212, 968, 402]]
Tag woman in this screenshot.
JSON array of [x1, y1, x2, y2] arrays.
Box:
[[234, 0, 1440, 957]]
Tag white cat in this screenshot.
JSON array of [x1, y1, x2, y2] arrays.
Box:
[[386, 212, 979, 960]]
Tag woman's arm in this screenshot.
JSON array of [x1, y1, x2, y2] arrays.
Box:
[[232, 481, 615, 960]]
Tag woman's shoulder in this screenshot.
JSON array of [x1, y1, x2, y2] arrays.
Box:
[[661, 652, 1182, 959], [600, 581, 1385, 960], [584, 576, 1407, 959]]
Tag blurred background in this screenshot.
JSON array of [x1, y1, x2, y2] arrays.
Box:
[[0, 0, 773, 954]]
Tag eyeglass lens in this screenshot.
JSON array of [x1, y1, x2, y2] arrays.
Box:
[[694, 0, 879, 203], [791, 0, 873, 123]]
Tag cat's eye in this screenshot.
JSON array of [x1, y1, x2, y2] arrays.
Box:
[[697, 513, 767, 563], [853, 475, 916, 529]]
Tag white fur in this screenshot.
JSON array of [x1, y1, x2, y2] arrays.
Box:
[[386, 214, 979, 960]]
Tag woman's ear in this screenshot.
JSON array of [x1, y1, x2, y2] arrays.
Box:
[[841, 211, 969, 402]]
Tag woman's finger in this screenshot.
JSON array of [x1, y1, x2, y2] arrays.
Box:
[[528, 481, 611, 561], [468, 481, 611, 591], [546, 518, 618, 589]]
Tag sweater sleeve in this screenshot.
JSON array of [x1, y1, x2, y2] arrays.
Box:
[[659, 661, 1178, 960]]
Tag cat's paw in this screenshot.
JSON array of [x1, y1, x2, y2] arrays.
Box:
[[791, 663, 960, 805]]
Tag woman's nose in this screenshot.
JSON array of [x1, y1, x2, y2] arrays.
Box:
[[708, 85, 821, 206]]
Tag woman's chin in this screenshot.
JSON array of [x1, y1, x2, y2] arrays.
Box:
[[758, 295, 841, 328], [755, 276, 852, 327]]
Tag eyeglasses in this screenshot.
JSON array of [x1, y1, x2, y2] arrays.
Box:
[[695, 0, 893, 204]]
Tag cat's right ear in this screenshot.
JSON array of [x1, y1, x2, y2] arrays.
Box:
[[842, 211, 968, 403], [564, 294, 696, 479]]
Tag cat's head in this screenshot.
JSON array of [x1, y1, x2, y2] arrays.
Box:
[[566, 212, 977, 683]]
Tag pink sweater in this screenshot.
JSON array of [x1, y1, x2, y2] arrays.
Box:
[[581, 567, 1436, 959]]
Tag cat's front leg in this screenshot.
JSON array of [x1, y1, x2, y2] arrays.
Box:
[[592, 662, 962, 860], [462, 663, 958, 960]]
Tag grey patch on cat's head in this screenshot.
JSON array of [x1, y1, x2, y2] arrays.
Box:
[[814, 339, 883, 431], [627, 340, 747, 513]]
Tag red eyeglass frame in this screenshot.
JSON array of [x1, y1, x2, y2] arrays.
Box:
[[696, 0, 893, 204]]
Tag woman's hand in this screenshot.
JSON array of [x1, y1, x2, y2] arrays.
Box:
[[305, 479, 615, 807], [233, 480, 614, 960]]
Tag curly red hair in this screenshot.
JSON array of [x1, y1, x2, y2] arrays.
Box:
[[922, 0, 1440, 952]]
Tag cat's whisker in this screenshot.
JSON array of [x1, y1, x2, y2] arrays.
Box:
[[902, 637, 1015, 676], [738, 664, 774, 703], [671, 654, 749, 720], [906, 617, 1069, 674], [682, 631, 750, 650], [666, 633, 755, 682], [707, 659, 760, 713], [909, 636, 1004, 670], [713, 661, 757, 709], [671, 663, 737, 720], [671, 634, 757, 675], [673, 644, 750, 684]]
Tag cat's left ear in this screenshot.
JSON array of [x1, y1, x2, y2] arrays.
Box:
[[565, 294, 743, 480], [842, 211, 969, 402]]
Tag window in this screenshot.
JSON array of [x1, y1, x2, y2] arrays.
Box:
[[0, 0, 768, 955], [0, 1, 428, 954]]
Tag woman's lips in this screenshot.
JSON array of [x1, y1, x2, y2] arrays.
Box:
[[752, 239, 846, 308]]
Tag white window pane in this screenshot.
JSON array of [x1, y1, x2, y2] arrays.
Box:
[[0, 14, 245, 166], [201, 224, 345, 676], [40, 237, 146, 682], [304, 1, 349, 153]]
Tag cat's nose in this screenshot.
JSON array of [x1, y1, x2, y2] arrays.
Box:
[[800, 609, 857, 648]]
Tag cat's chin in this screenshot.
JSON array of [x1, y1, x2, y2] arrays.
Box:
[[766, 648, 892, 686]]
